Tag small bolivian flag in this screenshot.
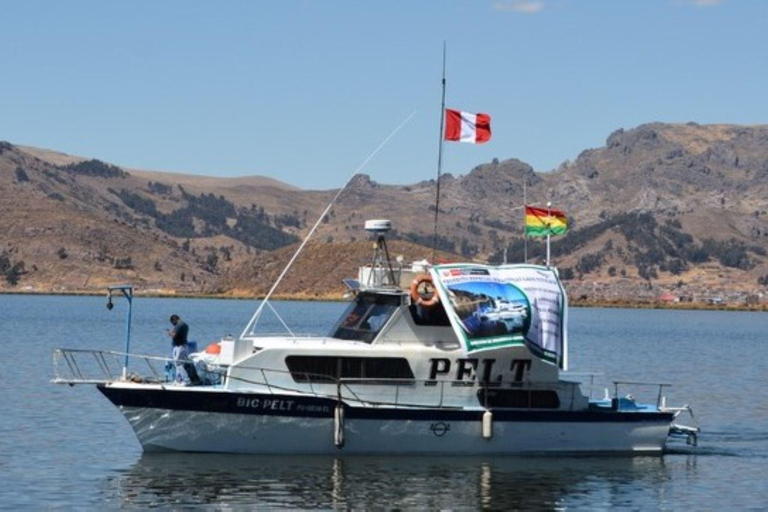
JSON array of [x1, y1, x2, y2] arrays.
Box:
[[525, 205, 568, 237]]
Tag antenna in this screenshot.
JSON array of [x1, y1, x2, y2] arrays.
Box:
[[432, 41, 447, 263], [239, 113, 416, 339]]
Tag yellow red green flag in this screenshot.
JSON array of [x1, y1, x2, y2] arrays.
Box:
[[525, 205, 568, 237]]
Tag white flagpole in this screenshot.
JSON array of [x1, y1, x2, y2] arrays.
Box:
[[523, 178, 528, 263], [546, 201, 552, 267]]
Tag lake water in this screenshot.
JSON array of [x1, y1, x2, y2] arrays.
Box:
[[1, 294, 766, 509]]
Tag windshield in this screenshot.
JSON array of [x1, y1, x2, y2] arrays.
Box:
[[330, 293, 401, 343]]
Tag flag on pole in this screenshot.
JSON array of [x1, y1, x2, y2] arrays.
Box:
[[444, 109, 491, 144], [525, 205, 568, 237]]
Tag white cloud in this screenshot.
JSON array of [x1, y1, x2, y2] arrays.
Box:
[[493, 1, 545, 14]]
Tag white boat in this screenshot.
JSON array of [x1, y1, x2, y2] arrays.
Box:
[[52, 221, 699, 455], [474, 298, 527, 330]]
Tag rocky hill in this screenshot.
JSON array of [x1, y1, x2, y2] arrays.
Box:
[[2, 122, 768, 305]]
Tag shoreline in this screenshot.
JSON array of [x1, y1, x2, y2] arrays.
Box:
[[1, 289, 766, 312], [568, 298, 768, 312], [0, 289, 345, 302]]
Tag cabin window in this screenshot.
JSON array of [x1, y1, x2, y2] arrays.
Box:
[[408, 303, 452, 327], [330, 293, 401, 343], [285, 356, 414, 384], [477, 388, 561, 409]]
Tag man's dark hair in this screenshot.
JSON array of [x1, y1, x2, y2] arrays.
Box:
[[170, 314, 180, 322]]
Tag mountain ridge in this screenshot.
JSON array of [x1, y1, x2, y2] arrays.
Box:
[[2, 122, 767, 305]]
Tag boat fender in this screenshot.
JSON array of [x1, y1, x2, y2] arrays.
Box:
[[482, 410, 493, 440], [334, 405, 345, 448], [410, 274, 440, 308]]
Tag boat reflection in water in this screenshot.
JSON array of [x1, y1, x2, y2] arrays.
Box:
[[113, 454, 682, 509]]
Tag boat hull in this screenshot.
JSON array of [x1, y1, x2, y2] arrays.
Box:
[[99, 386, 674, 455]]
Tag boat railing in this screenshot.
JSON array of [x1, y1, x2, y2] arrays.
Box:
[[52, 348, 172, 385], [52, 348, 586, 411], [333, 378, 583, 410], [245, 333, 324, 340], [562, 373, 675, 408], [227, 360, 585, 410], [560, 372, 605, 400], [224, 367, 410, 408], [612, 380, 673, 409]]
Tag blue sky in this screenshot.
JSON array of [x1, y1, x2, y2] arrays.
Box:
[[2, 0, 765, 189]]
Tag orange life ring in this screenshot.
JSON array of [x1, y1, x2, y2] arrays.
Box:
[[410, 274, 440, 308]]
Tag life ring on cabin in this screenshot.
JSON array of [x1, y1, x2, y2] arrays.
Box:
[[410, 274, 440, 308]]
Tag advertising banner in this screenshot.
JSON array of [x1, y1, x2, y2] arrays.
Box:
[[430, 264, 568, 368]]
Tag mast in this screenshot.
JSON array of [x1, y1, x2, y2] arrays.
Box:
[[432, 42, 447, 263]]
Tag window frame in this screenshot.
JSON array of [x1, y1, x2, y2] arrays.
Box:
[[285, 356, 415, 385], [329, 292, 402, 343]]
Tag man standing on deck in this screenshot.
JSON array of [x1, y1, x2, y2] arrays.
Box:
[[168, 314, 193, 385]]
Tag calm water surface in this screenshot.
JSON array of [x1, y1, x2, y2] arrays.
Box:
[[0, 295, 766, 509]]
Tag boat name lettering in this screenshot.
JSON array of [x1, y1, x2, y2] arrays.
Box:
[[236, 397, 295, 411], [427, 358, 496, 384], [295, 404, 330, 413], [426, 358, 531, 384], [510, 359, 531, 382]]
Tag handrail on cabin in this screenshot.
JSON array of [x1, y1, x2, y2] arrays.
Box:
[[55, 348, 667, 412]]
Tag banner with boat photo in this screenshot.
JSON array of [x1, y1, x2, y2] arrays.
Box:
[[430, 264, 568, 369]]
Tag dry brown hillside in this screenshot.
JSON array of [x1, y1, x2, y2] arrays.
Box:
[[2, 122, 768, 304], [214, 240, 459, 299]]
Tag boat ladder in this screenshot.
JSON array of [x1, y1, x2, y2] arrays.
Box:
[[664, 403, 700, 446]]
